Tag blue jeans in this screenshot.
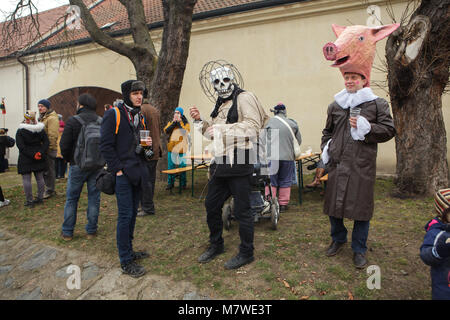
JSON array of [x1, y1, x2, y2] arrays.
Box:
[[61, 165, 101, 237], [115, 174, 141, 266], [329, 216, 370, 254]]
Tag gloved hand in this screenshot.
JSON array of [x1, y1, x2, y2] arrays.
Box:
[[34, 152, 42, 160], [435, 231, 450, 258], [135, 144, 144, 155]]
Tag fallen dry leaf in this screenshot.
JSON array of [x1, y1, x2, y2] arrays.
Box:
[[300, 296, 309, 300], [282, 279, 290, 288], [348, 291, 354, 300]]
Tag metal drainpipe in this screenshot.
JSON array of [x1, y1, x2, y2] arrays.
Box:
[[17, 56, 30, 112]]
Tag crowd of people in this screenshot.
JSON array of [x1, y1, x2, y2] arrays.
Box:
[[0, 58, 448, 298]]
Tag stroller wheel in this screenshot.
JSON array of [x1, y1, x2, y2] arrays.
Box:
[[270, 197, 280, 230], [222, 198, 234, 231]]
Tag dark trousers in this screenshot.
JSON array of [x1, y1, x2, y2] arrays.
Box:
[[329, 216, 370, 254], [0, 156, 6, 173], [44, 150, 57, 193], [0, 186, 4, 202], [115, 174, 141, 265], [205, 174, 254, 257], [140, 160, 157, 214], [55, 157, 67, 178]]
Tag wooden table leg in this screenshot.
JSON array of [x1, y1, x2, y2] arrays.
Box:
[[191, 159, 195, 197], [298, 160, 303, 205]]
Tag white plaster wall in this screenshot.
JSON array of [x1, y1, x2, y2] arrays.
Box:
[[1, 0, 448, 174]]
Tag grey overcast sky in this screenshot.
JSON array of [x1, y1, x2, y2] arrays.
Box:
[[1, 0, 69, 21]]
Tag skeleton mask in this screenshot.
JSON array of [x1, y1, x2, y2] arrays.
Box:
[[210, 66, 235, 99]]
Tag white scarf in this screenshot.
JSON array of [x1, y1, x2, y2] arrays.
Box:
[[334, 87, 378, 110]]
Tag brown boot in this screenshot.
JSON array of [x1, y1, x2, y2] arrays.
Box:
[[306, 168, 325, 188]]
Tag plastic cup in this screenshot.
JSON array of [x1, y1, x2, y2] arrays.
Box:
[[350, 107, 361, 119], [140, 130, 150, 146]]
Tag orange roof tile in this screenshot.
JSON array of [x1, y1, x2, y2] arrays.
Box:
[[0, 5, 70, 58], [1, 0, 300, 58]]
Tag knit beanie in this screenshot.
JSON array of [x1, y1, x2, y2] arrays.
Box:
[[38, 99, 51, 109], [435, 188, 450, 223], [270, 103, 287, 115], [175, 107, 184, 116], [78, 93, 97, 111], [24, 111, 36, 121], [121, 80, 145, 107]]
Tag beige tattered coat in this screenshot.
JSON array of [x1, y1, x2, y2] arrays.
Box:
[[200, 91, 269, 159]]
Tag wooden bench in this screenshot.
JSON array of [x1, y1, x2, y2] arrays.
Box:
[[162, 164, 209, 194], [162, 165, 208, 175]]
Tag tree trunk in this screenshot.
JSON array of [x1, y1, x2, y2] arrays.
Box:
[[149, 0, 197, 179], [386, 0, 450, 196]]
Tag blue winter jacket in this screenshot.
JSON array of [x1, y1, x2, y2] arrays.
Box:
[[100, 103, 148, 186], [420, 217, 450, 300]]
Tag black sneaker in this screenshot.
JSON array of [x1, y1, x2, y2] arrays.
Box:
[[165, 185, 174, 190], [24, 201, 34, 208], [224, 253, 254, 270], [353, 252, 368, 269], [198, 246, 224, 263], [43, 190, 56, 199], [121, 261, 146, 278], [32, 198, 43, 205], [132, 251, 150, 261], [326, 241, 345, 257]]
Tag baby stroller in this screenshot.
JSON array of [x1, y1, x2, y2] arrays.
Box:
[[222, 163, 280, 230]]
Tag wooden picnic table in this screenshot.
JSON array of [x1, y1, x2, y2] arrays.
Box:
[[162, 153, 212, 195], [295, 152, 322, 205]]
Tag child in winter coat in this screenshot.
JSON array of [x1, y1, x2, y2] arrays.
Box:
[[15, 111, 50, 207], [420, 188, 450, 300]]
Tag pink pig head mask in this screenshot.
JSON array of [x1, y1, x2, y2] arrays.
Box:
[[323, 23, 400, 87]]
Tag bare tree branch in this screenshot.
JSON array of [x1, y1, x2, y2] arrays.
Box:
[[68, 0, 135, 58]]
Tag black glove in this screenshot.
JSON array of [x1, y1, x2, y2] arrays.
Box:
[[435, 231, 450, 258], [135, 144, 144, 156], [144, 148, 154, 161]]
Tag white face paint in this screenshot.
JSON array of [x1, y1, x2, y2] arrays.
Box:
[[210, 66, 235, 99]]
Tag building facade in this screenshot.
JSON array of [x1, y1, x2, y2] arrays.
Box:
[[0, 0, 448, 175]]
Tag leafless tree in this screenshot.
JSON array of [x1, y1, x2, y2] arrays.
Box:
[[2, 0, 198, 177], [385, 0, 450, 196]]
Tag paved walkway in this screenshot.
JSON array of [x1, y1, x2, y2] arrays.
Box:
[[0, 228, 211, 300]]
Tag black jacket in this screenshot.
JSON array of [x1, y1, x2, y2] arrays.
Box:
[[100, 103, 148, 186], [15, 122, 49, 174], [60, 107, 99, 164], [0, 135, 15, 157]]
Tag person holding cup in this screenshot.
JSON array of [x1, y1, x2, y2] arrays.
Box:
[[320, 71, 395, 269], [163, 107, 190, 190], [100, 80, 151, 278]]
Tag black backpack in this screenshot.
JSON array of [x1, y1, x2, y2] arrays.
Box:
[[73, 115, 105, 171]]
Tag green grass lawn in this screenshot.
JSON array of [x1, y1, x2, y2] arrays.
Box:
[[0, 166, 434, 300]]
